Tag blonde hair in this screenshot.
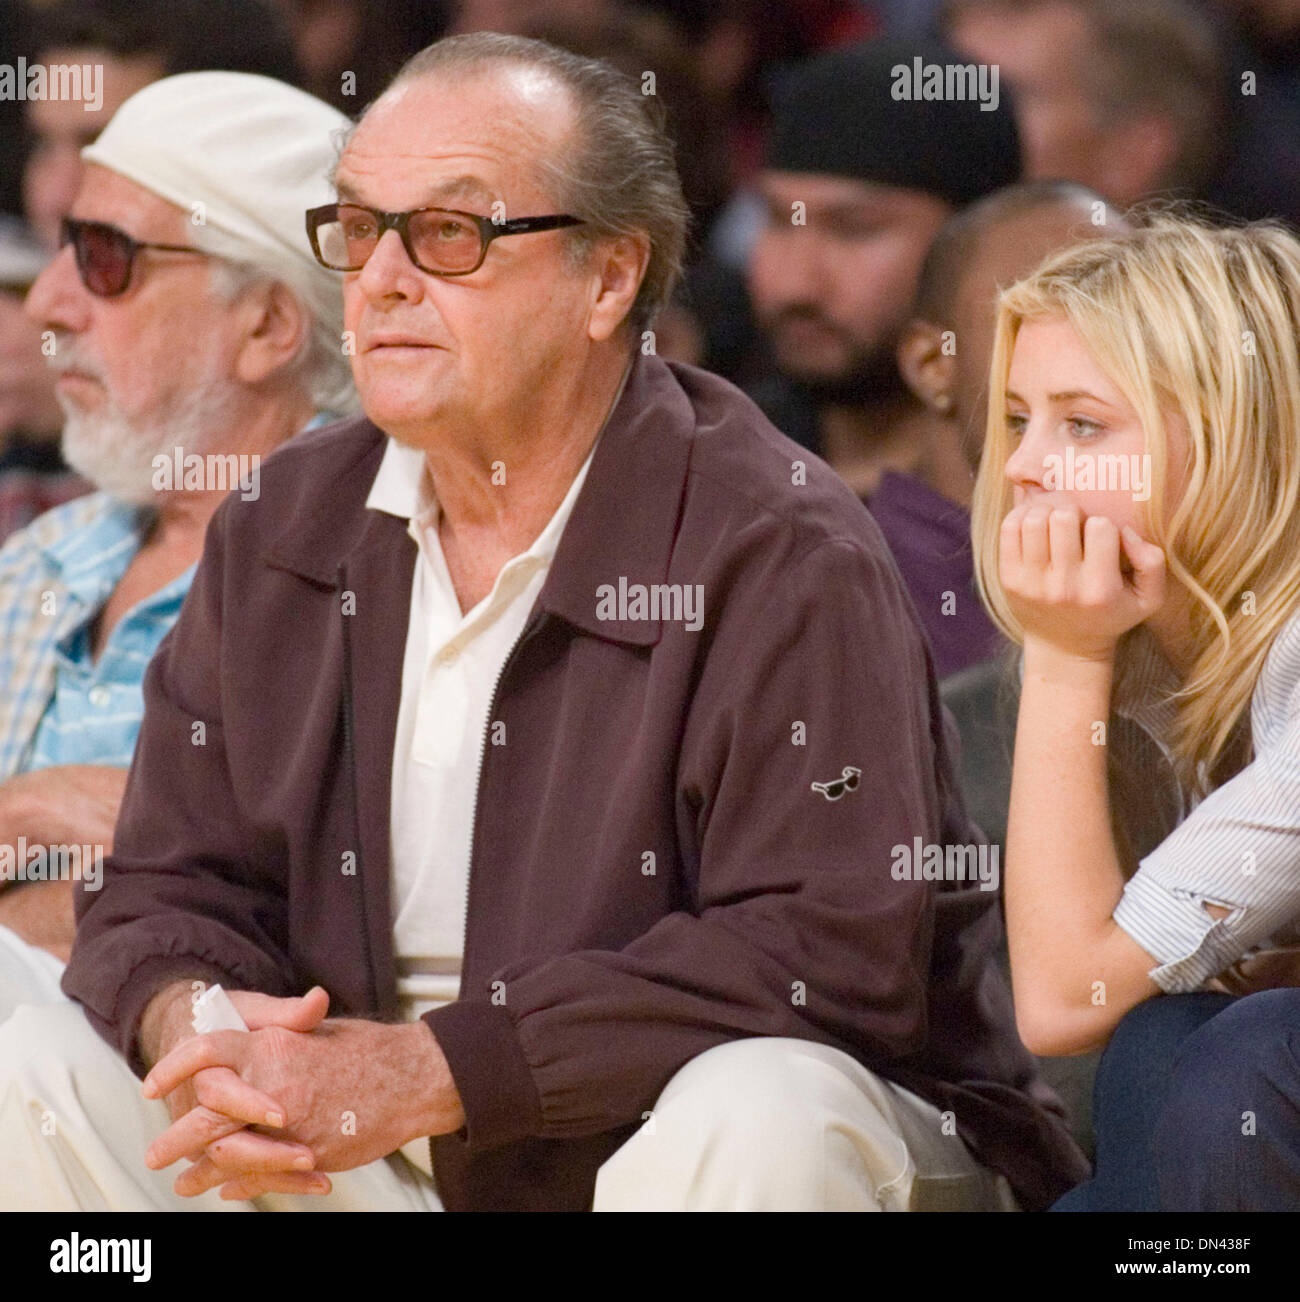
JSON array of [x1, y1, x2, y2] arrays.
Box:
[[972, 212, 1300, 799]]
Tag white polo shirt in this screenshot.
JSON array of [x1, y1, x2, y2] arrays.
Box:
[[364, 434, 599, 1028]]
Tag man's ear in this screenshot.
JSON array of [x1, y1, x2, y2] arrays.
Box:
[[587, 232, 651, 344], [233, 280, 309, 386], [897, 317, 956, 413]]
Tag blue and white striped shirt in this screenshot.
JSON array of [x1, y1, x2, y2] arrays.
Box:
[[1110, 615, 1300, 993]]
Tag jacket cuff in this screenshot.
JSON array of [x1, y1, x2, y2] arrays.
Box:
[[423, 1000, 543, 1151], [78, 955, 238, 1079]]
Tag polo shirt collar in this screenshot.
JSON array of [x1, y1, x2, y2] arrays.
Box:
[[39, 495, 150, 612], [266, 353, 696, 649], [366, 439, 429, 521], [365, 431, 599, 570]]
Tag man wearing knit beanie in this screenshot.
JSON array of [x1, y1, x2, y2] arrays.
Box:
[[0, 72, 353, 1016], [747, 35, 1022, 496]]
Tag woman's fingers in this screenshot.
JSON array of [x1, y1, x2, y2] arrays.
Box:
[[999, 504, 1029, 584], [1080, 513, 1121, 593], [1020, 506, 1051, 571], [1047, 506, 1084, 571], [1120, 524, 1167, 611]]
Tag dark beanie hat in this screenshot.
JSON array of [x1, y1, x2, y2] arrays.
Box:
[[765, 35, 1022, 207]]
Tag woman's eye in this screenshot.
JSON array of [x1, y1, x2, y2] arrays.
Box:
[[1005, 414, 1028, 438], [1067, 417, 1103, 439]]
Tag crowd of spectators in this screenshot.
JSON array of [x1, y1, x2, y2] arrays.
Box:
[[2, 0, 1297, 679]]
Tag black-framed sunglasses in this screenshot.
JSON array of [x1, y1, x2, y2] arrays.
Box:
[[60, 217, 208, 298], [305, 203, 585, 277]]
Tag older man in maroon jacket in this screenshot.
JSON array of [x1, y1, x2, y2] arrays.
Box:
[[0, 33, 1087, 1211]]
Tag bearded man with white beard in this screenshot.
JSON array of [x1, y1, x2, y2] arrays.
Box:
[[0, 71, 354, 1010]]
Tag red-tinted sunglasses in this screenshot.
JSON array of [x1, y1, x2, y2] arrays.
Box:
[[60, 217, 209, 297]]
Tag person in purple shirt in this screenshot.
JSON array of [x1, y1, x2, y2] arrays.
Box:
[[884, 180, 1131, 678]]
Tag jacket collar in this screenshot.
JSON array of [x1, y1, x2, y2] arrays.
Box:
[[264, 351, 697, 647], [538, 352, 695, 645]]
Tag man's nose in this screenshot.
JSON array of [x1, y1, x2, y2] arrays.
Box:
[[780, 229, 834, 298], [356, 228, 425, 303], [24, 244, 87, 333], [754, 225, 831, 305]]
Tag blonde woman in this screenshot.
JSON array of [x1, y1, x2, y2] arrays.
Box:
[[972, 213, 1300, 1211]]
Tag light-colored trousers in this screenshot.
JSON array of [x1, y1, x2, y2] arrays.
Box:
[[0, 926, 1016, 1212]]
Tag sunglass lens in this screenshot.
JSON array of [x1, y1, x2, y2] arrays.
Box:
[[76, 224, 132, 296]]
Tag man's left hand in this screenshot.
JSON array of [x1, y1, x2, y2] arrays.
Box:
[[141, 992, 465, 1200]]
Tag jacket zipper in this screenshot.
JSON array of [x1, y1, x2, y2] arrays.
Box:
[[459, 363, 629, 971], [460, 609, 546, 988], [338, 560, 380, 1011]]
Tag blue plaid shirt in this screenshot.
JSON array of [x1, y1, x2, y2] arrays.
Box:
[[26, 499, 193, 770], [0, 417, 335, 781]]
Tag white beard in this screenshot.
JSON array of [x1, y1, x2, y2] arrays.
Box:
[[53, 343, 240, 506]]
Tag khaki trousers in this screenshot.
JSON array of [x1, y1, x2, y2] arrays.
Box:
[[0, 929, 1015, 1212]]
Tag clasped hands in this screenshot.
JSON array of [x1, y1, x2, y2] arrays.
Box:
[[141, 986, 464, 1201]]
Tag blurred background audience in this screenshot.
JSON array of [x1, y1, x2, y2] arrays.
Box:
[[22, 0, 302, 250], [941, 0, 1225, 212], [744, 36, 1021, 485], [0, 215, 82, 540], [2, 0, 1299, 669]]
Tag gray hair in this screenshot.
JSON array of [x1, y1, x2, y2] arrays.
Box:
[[195, 224, 358, 418], [373, 31, 691, 339]]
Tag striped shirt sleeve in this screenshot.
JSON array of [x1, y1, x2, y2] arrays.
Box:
[[1113, 634, 1300, 993]]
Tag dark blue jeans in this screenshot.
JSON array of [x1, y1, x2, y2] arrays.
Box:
[[1052, 989, 1300, 1211]]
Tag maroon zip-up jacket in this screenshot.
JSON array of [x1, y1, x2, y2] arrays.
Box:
[[65, 353, 1088, 1211]]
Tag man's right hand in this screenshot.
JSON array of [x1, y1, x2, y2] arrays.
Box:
[[139, 982, 333, 1197]]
